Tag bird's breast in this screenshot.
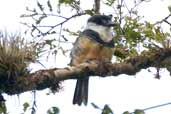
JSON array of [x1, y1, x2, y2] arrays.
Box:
[[72, 36, 113, 65]]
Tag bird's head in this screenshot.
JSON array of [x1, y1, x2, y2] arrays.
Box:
[[86, 15, 117, 42], [87, 15, 117, 27]]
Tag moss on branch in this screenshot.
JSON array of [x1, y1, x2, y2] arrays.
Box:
[[2, 48, 171, 95]]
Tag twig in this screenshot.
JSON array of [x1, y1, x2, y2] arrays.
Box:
[[144, 102, 171, 111], [163, 14, 171, 20], [164, 20, 171, 26], [124, 0, 144, 17], [119, 0, 124, 24], [156, 14, 171, 26], [35, 13, 68, 19], [31, 91, 37, 114], [130, 102, 171, 114], [36, 13, 86, 38], [57, 24, 63, 48]]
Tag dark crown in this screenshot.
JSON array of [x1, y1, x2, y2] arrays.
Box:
[[87, 15, 116, 27]]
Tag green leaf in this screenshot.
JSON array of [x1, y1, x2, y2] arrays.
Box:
[[85, 10, 94, 16], [47, 0, 53, 12], [143, 22, 155, 39], [37, 1, 44, 11], [168, 5, 171, 12], [129, 48, 138, 56], [134, 109, 145, 114], [154, 26, 165, 41], [101, 105, 113, 114], [123, 111, 130, 114], [0, 102, 7, 114], [45, 39, 55, 45], [23, 102, 30, 112], [59, 0, 74, 4], [47, 106, 60, 114], [105, 0, 116, 6]]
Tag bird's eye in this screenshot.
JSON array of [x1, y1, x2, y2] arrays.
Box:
[[108, 15, 113, 19]]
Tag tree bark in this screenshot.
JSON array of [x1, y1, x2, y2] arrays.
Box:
[[94, 0, 100, 14], [2, 48, 171, 95]]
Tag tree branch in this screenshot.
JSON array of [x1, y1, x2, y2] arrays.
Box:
[[94, 0, 100, 14], [2, 48, 171, 95]]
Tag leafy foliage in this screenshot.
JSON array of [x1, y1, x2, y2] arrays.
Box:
[[112, 3, 171, 60], [0, 31, 39, 86]]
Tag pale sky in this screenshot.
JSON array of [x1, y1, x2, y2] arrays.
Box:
[[0, 0, 171, 114]]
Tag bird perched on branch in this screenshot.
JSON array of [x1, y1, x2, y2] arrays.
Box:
[[70, 14, 117, 106]]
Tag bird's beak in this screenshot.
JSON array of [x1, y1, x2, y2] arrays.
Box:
[[106, 21, 118, 27]]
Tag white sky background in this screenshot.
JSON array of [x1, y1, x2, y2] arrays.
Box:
[[0, 0, 171, 114]]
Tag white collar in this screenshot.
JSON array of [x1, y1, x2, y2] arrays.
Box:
[[86, 22, 113, 42]]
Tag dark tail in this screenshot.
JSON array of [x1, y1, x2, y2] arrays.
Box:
[[73, 78, 89, 106]]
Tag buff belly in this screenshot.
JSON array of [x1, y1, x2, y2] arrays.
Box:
[[71, 36, 113, 65]]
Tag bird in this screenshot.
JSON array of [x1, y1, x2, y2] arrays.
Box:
[[70, 14, 117, 106]]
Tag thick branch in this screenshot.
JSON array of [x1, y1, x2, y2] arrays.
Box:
[[3, 48, 171, 95]]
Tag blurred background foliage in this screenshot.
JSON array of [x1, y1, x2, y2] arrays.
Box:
[[20, 0, 171, 61]]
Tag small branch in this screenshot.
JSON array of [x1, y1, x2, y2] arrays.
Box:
[[156, 14, 171, 26], [32, 24, 44, 36], [163, 14, 171, 20], [164, 20, 171, 26], [94, 0, 101, 14], [31, 91, 37, 114], [55, 24, 63, 49], [34, 13, 86, 38], [45, 13, 86, 34], [129, 102, 171, 114], [124, 0, 144, 17], [144, 102, 171, 111], [36, 13, 68, 19], [118, 0, 124, 24]]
